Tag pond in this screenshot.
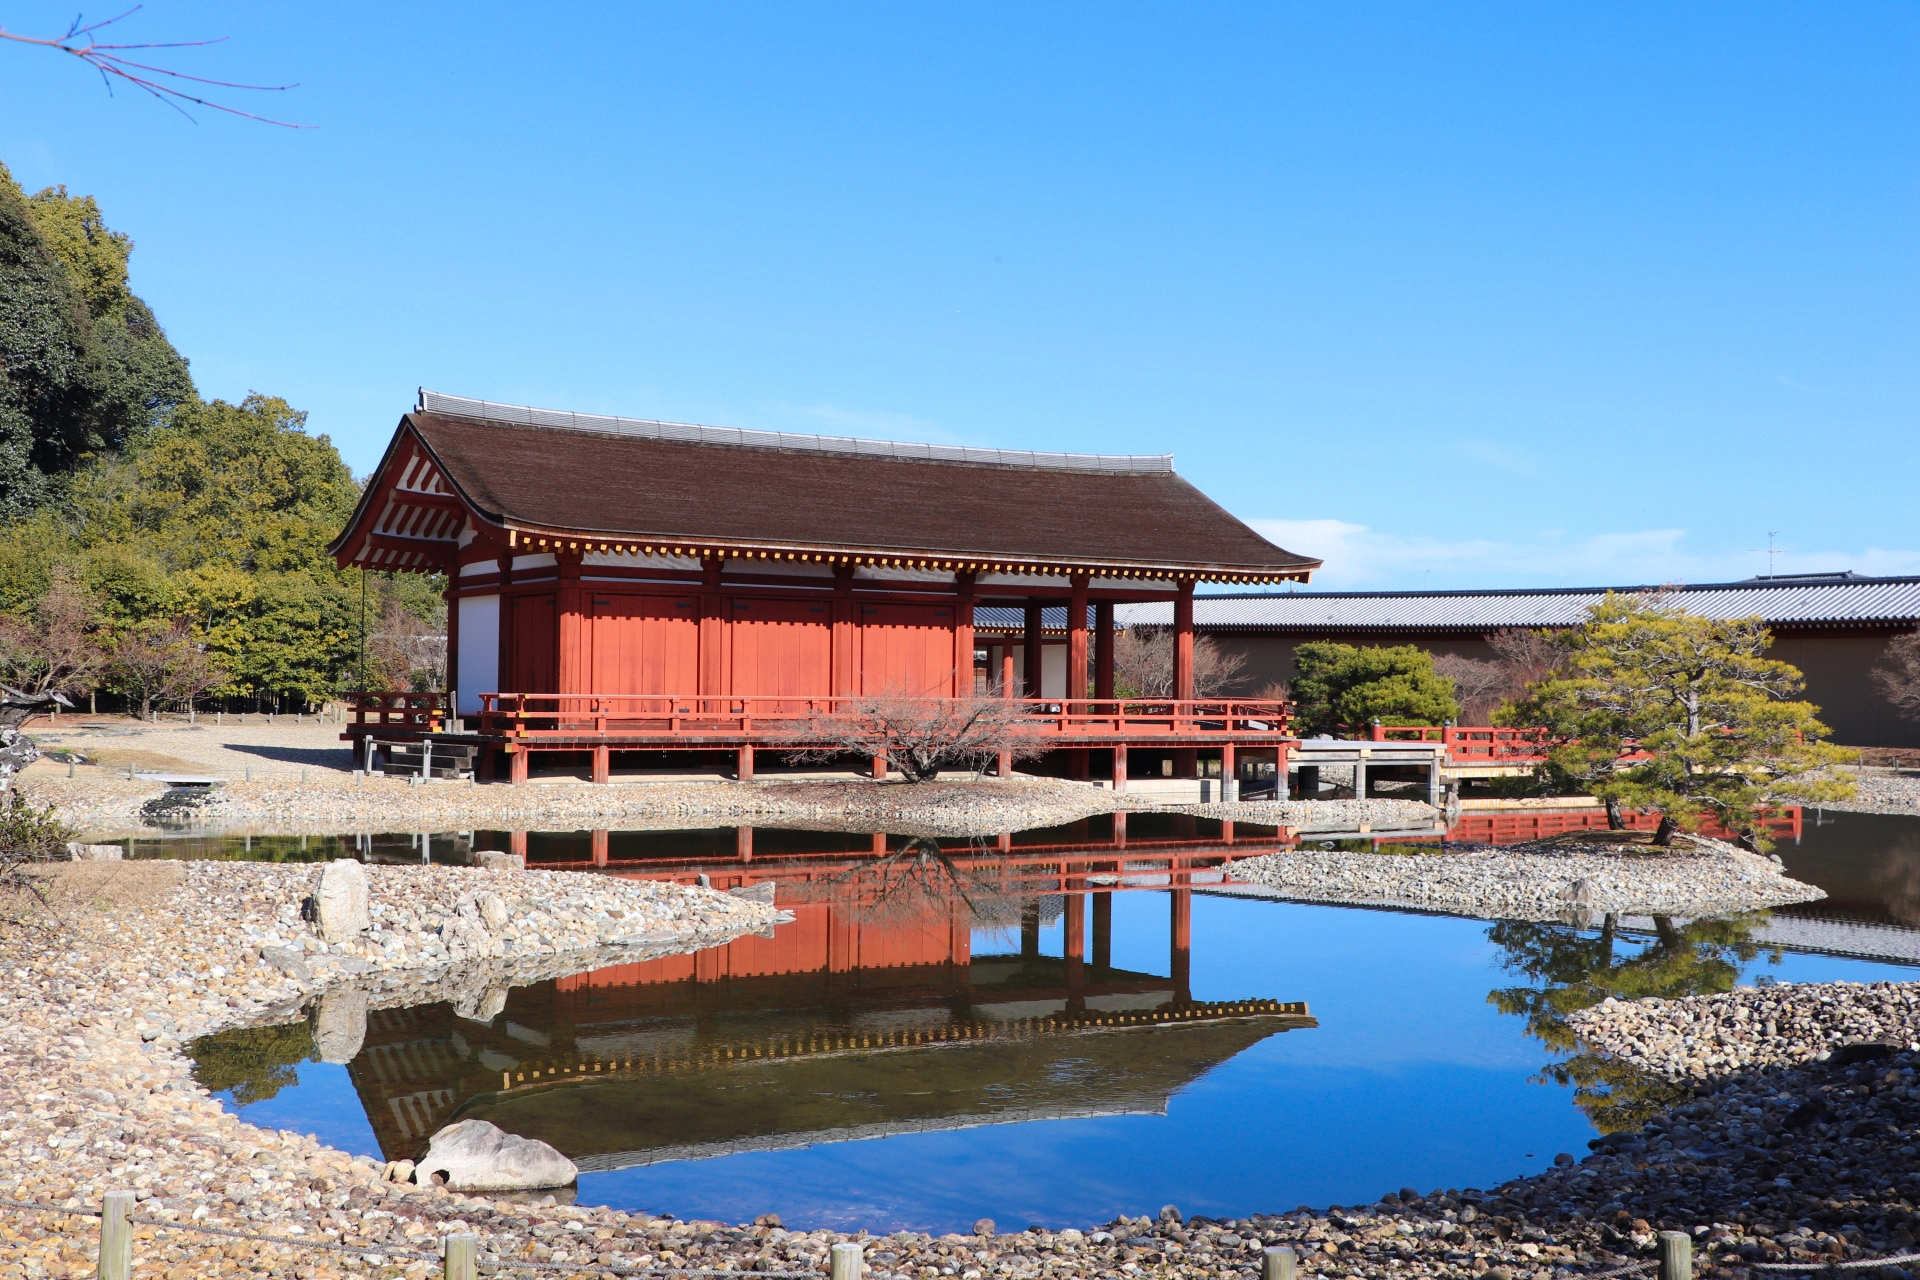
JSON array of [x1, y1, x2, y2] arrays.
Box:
[[175, 811, 1920, 1235]]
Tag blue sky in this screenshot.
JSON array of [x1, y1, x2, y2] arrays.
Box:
[[2, 2, 1914, 589]]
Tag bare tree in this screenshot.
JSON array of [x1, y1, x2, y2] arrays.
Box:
[[794, 692, 1046, 782], [110, 621, 225, 720], [1432, 653, 1506, 723], [0, 569, 108, 705], [1110, 627, 1249, 699], [1487, 627, 1566, 693], [786, 837, 1023, 926], [0, 8, 305, 126], [369, 598, 448, 692], [1873, 632, 1920, 722]]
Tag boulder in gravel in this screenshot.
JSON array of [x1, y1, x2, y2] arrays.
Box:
[[474, 850, 525, 872], [258, 945, 312, 983], [65, 842, 123, 860], [417, 1119, 577, 1191], [312, 987, 368, 1063], [729, 881, 776, 904], [475, 891, 508, 930], [314, 859, 370, 943]]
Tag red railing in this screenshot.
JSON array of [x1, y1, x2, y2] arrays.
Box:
[[345, 691, 450, 731], [1369, 723, 1665, 766], [474, 694, 1293, 742], [1370, 723, 1551, 762]]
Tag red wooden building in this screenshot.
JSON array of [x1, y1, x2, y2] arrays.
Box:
[[330, 391, 1320, 782]]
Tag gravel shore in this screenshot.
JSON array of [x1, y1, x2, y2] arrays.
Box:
[[1227, 833, 1824, 922], [20, 774, 1152, 842], [5, 855, 1918, 1280], [1815, 767, 1920, 817]]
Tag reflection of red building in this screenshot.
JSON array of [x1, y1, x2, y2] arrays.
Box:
[[345, 840, 1314, 1168]]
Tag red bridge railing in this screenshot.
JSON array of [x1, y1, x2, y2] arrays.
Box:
[[473, 694, 1293, 742]]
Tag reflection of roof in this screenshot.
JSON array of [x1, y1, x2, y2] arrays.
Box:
[[1109, 576, 1920, 633], [459, 1008, 1312, 1172]]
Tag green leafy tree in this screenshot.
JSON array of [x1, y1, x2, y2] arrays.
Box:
[[1507, 593, 1855, 846], [1290, 642, 1460, 736], [0, 164, 194, 520]]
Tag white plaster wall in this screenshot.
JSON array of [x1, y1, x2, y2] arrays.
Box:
[[456, 595, 499, 716], [1042, 644, 1067, 699]]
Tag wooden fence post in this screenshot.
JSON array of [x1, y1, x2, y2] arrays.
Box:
[[444, 1232, 479, 1280], [97, 1190, 134, 1280], [1262, 1246, 1296, 1280], [1657, 1231, 1692, 1280], [831, 1242, 864, 1280]]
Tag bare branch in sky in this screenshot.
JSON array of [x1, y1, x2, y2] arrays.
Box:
[[0, 6, 308, 127]]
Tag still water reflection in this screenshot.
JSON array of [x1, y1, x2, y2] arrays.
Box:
[[183, 812, 1920, 1233]]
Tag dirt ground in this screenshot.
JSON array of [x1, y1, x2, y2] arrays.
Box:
[[18, 711, 364, 781]]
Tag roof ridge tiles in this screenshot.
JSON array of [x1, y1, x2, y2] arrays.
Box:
[[416, 388, 1176, 475]]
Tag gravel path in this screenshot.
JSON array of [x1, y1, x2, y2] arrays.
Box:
[[1227, 833, 1823, 922]]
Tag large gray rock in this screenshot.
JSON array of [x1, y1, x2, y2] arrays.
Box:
[[66, 842, 124, 861], [442, 908, 501, 963], [473, 850, 524, 872], [314, 859, 370, 944], [258, 945, 312, 983], [417, 1119, 577, 1191], [312, 987, 368, 1063], [729, 881, 776, 905], [475, 892, 509, 931]]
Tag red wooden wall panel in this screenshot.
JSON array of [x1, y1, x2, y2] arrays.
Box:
[[588, 593, 699, 694], [858, 603, 957, 696], [509, 594, 557, 693], [728, 598, 833, 698]]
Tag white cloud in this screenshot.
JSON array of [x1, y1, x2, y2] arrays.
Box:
[[1250, 518, 1920, 590]]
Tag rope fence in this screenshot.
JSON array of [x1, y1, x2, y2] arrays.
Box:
[[0, 1193, 836, 1280]]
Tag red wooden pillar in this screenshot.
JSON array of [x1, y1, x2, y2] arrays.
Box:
[[699, 556, 726, 701], [871, 754, 888, 780], [1173, 581, 1195, 699], [1112, 809, 1126, 848], [1173, 581, 1196, 778], [953, 571, 977, 697], [1094, 600, 1115, 702], [509, 747, 529, 785], [1112, 743, 1128, 792], [1092, 890, 1112, 974], [1022, 601, 1044, 698], [444, 571, 461, 719], [509, 829, 528, 860], [1171, 887, 1192, 1004], [737, 744, 754, 781], [1001, 648, 1015, 699], [737, 825, 753, 861], [832, 564, 856, 696], [495, 552, 514, 696], [1064, 892, 1086, 1013], [592, 743, 610, 784], [591, 829, 609, 866], [555, 548, 586, 700], [1067, 576, 1090, 701], [1222, 741, 1236, 789]]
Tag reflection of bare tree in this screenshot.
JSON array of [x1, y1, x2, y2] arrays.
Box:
[[787, 837, 1032, 927]]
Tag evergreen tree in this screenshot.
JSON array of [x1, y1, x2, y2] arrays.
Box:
[[1510, 592, 1855, 845], [1290, 641, 1460, 736]]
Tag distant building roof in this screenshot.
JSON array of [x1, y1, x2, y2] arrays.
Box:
[[1107, 575, 1920, 634]]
